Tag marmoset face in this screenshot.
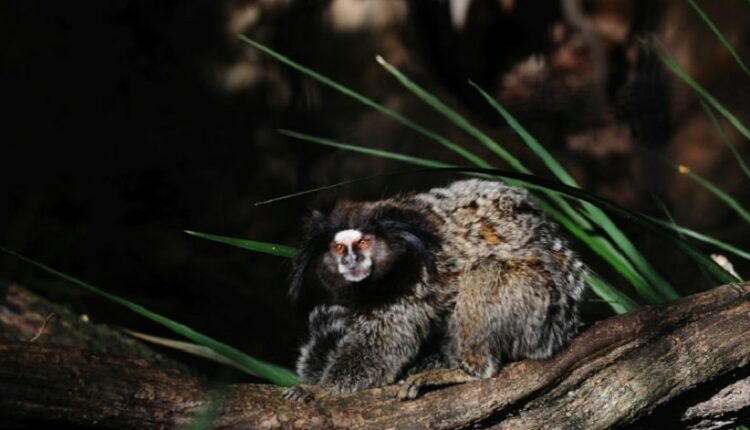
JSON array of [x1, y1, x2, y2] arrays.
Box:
[[329, 229, 375, 282], [289, 200, 440, 303]]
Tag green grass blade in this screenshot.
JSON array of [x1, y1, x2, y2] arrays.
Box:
[[686, 0, 750, 76], [124, 329, 252, 373], [375, 56, 527, 172], [278, 129, 452, 169], [536, 199, 662, 303], [256, 176, 377, 206], [699, 98, 750, 181], [468, 80, 574, 184], [185, 230, 297, 258], [548, 207, 661, 301], [584, 205, 679, 299], [676, 164, 750, 223], [649, 217, 750, 261], [541, 205, 657, 304], [0, 245, 299, 386], [471, 81, 679, 300], [585, 272, 639, 314], [653, 197, 716, 286], [657, 49, 750, 140], [237, 35, 488, 168]]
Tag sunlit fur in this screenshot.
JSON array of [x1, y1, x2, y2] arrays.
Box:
[[290, 179, 586, 393]]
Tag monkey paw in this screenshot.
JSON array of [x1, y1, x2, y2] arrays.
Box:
[[397, 374, 425, 401], [459, 356, 497, 380], [282, 385, 317, 402]]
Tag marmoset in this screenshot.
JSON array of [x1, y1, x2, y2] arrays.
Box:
[[288, 179, 586, 399]]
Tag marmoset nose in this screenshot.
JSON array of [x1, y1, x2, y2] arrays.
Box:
[[343, 252, 358, 267]]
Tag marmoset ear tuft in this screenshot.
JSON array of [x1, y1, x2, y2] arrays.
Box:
[[289, 242, 314, 302], [289, 207, 334, 302], [377, 214, 441, 279]]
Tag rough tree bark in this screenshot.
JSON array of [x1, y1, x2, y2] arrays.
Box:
[[1, 281, 749, 429]]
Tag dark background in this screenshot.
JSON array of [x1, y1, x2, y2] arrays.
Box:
[[1, 0, 749, 380]]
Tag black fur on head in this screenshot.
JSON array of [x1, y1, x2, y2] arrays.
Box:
[[289, 200, 441, 304]]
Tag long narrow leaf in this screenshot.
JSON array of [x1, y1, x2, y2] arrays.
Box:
[[585, 273, 639, 314], [583, 203, 679, 299], [278, 129, 452, 169], [653, 197, 716, 286], [0, 245, 299, 386], [658, 49, 750, 140], [185, 230, 296, 258], [686, 0, 750, 76], [256, 176, 380, 206], [124, 329, 250, 373], [375, 56, 527, 172], [676, 165, 750, 223], [699, 98, 750, 181], [536, 199, 661, 303], [467, 80, 574, 184], [649, 217, 750, 261]]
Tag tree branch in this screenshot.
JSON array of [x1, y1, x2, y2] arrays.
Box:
[[1, 282, 749, 429]]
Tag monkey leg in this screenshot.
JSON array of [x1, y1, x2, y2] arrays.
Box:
[[296, 305, 350, 383], [399, 258, 577, 401], [453, 258, 571, 374], [396, 261, 514, 401]]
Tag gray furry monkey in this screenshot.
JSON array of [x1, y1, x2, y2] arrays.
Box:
[[287, 179, 586, 400]]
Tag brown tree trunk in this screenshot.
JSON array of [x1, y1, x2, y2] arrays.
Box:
[[1, 282, 749, 429]]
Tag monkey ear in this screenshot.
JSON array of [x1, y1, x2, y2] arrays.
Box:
[[289, 209, 332, 302], [309, 209, 324, 221], [378, 216, 440, 279], [393, 228, 439, 278]]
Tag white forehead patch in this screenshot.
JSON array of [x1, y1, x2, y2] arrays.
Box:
[[334, 229, 363, 245]]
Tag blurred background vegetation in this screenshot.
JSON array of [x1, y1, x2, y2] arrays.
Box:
[[1, 0, 748, 381]]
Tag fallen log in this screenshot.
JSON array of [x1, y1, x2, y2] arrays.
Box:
[[0, 282, 749, 429]]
